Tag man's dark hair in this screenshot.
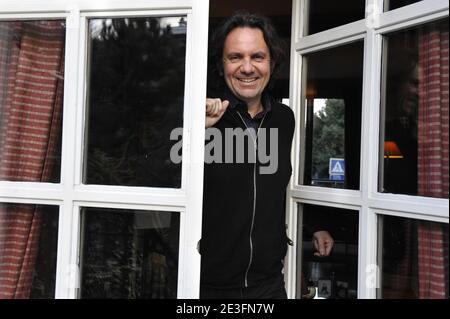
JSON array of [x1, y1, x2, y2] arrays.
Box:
[[209, 11, 286, 94]]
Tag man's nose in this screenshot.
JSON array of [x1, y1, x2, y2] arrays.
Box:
[[240, 58, 254, 73]]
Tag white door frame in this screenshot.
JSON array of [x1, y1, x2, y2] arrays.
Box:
[[0, 0, 210, 299], [285, 0, 449, 299]]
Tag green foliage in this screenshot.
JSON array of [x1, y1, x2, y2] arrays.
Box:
[[81, 210, 179, 299], [311, 99, 345, 180], [80, 18, 184, 299], [86, 17, 186, 187]]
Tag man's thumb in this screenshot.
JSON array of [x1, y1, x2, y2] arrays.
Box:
[[222, 100, 230, 109]]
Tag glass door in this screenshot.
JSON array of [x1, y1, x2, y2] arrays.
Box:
[[0, 0, 210, 299]]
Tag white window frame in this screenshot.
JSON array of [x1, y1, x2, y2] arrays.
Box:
[[2, 0, 448, 301], [0, 0, 209, 299], [286, 0, 449, 299]]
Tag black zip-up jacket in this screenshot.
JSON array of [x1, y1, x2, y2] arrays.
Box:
[[200, 96, 295, 289]]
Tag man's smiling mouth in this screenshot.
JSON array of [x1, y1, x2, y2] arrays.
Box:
[[237, 77, 258, 83]]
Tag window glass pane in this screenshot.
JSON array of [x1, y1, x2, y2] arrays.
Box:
[[384, 0, 423, 11], [0, 203, 59, 298], [80, 208, 180, 299], [301, 42, 364, 190], [84, 17, 187, 188], [379, 19, 449, 198], [305, 0, 365, 36], [378, 215, 449, 299], [0, 20, 65, 183], [298, 204, 359, 299]]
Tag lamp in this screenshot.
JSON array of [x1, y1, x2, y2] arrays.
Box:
[[384, 141, 403, 159], [306, 84, 317, 100]]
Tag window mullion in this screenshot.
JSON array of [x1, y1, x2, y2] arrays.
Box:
[[375, 0, 449, 34], [295, 21, 366, 54], [176, 0, 209, 298], [361, 31, 382, 201], [55, 7, 81, 299], [360, 6, 382, 297], [357, 207, 378, 298]]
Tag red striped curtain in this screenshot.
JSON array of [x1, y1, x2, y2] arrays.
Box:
[[417, 21, 449, 299], [384, 218, 416, 297], [0, 21, 64, 299]]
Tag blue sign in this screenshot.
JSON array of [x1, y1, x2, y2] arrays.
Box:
[[330, 174, 344, 181], [329, 158, 345, 180]]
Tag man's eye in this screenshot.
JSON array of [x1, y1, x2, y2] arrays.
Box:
[[229, 56, 240, 62], [253, 55, 265, 62]]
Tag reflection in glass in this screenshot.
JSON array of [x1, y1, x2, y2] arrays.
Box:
[[304, 0, 365, 36], [84, 17, 187, 188], [308, 99, 345, 188], [379, 20, 449, 198], [301, 42, 364, 190], [298, 204, 359, 299], [0, 21, 65, 183], [0, 203, 59, 299], [384, 0, 423, 11], [378, 215, 449, 299], [80, 208, 180, 299]]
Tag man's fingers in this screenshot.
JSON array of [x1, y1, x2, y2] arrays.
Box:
[[206, 98, 222, 116], [205, 98, 214, 115], [205, 98, 215, 115], [205, 98, 229, 128], [213, 98, 222, 116], [206, 99, 229, 117]]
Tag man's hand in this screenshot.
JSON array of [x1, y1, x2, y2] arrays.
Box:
[[206, 98, 229, 128], [312, 230, 334, 257]]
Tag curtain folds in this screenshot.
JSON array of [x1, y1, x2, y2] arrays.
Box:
[[418, 21, 449, 199], [417, 222, 449, 298], [417, 21, 449, 299], [0, 21, 64, 299]]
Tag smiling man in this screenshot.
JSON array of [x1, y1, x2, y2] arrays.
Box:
[[222, 26, 271, 115], [200, 12, 333, 299]]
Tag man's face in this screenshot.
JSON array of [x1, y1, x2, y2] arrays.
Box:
[[222, 27, 271, 106]]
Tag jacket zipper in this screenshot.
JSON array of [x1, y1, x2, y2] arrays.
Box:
[[235, 110, 267, 287]]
